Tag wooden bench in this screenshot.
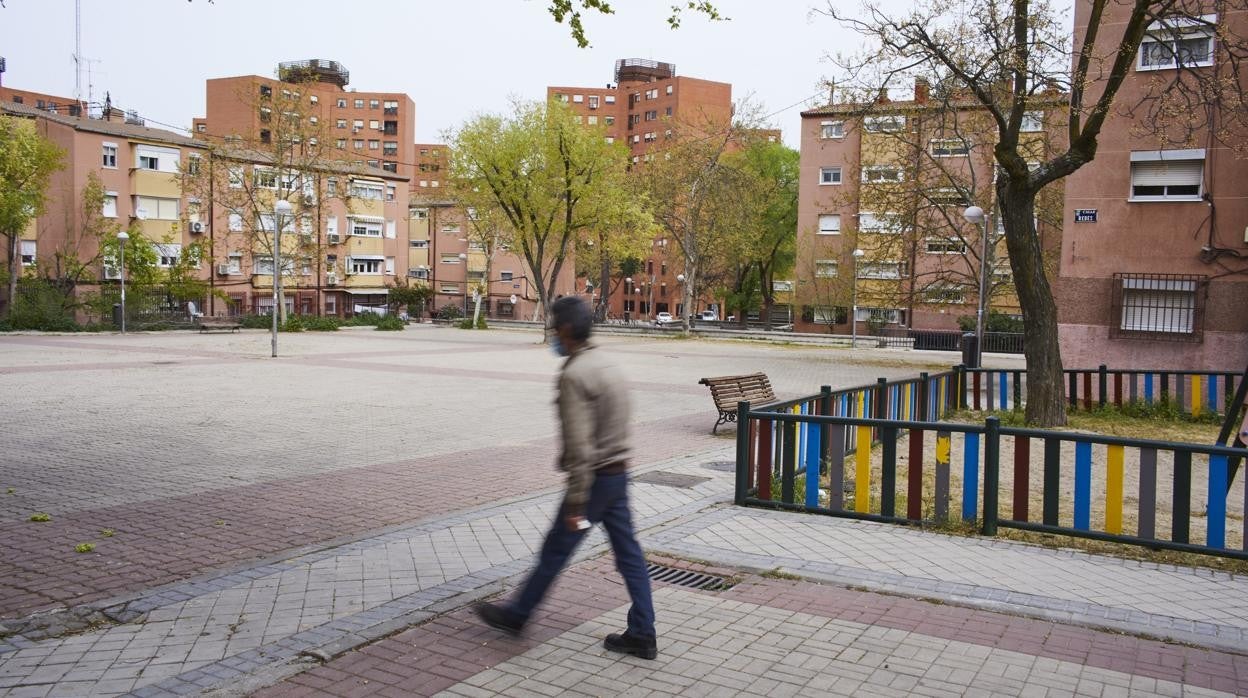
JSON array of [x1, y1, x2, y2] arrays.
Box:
[[698, 373, 776, 434], [195, 316, 242, 333]]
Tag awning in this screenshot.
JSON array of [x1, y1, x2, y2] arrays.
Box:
[[346, 288, 389, 295]]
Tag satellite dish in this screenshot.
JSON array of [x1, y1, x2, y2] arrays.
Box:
[[509, 294, 518, 304]]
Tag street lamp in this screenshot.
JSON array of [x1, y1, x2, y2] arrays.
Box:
[[624, 276, 633, 323], [116, 231, 129, 334], [272, 198, 292, 358], [962, 205, 990, 368], [676, 273, 686, 328], [459, 252, 468, 315], [850, 248, 865, 348]]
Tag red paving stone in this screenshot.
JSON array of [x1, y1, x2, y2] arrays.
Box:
[[256, 556, 1248, 697], [0, 411, 715, 621]]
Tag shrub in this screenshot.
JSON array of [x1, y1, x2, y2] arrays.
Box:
[[458, 315, 489, 329], [8, 279, 80, 332], [345, 311, 383, 327], [281, 315, 305, 332], [437, 304, 463, 321], [240, 314, 272, 329], [302, 316, 341, 331], [375, 314, 405, 331]]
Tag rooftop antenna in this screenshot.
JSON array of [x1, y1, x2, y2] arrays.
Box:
[[73, 0, 81, 104]]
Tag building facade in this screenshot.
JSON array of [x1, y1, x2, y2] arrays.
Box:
[[548, 59, 734, 321], [1058, 2, 1248, 370], [795, 79, 1064, 335]]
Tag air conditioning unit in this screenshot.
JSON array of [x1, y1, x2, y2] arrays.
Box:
[[216, 264, 232, 275], [326, 273, 338, 286], [302, 194, 315, 206], [190, 222, 205, 234], [327, 233, 341, 245]]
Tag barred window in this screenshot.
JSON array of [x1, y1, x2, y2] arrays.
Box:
[[1110, 273, 1205, 342]]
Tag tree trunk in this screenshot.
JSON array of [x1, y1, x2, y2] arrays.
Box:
[[999, 182, 1066, 427], [6, 233, 17, 318], [597, 251, 610, 322], [680, 262, 695, 334]]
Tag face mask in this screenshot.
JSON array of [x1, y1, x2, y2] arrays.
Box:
[[549, 335, 570, 357]]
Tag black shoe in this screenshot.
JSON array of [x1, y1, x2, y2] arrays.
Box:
[[475, 602, 524, 637], [604, 632, 657, 660]]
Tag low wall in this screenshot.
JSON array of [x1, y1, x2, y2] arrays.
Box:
[[1059, 323, 1248, 372]]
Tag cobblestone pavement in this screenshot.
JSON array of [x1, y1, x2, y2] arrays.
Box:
[[16, 329, 1244, 696], [1, 327, 956, 621]]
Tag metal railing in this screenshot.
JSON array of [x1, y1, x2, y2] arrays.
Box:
[[734, 368, 1248, 559]]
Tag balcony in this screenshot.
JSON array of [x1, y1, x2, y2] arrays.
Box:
[[384, 107, 398, 116]]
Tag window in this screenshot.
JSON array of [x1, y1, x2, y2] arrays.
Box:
[[588, 95, 599, 109], [326, 178, 338, 197], [325, 296, 337, 314], [368, 139, 379, 150], [929, 188, 969, 206], [806, 306, 847, 324], [226, 252, 242, 274], [587, 116, 598, 125], [385, 256, 395, 275], [383, 141, 398, 155], [862, 165, 904, 183], [259, 85, 272, 99], [19, 240, 36, 266], [352, 119, 364, 130], [1111, 273, 1204, 340], [819, 167, 842, 185], [336, 118, 347, 129], [440, 282, 460, 294], [254, 168, 279, 189], [441, 222, 460, 233], [187, 155, 201, 175], [349, 181, 384, 199], [102, 143, 117, 168], [410, 240, 429, 248], [572, 94, 584, 103], [1138, 15, 1215, 71], [382, 162, 397, 173], [133, 196, 179, 220], [155, 243, 182, 268], [349, 217, 383, 237], [1020, 111, 1044, 132], [817, 214, 841, 234], [228, 212, 243, 231], [409, 268, 429, 279], [926, 238, 966, 254], [336, 138, 347, 148], [604, 95, 616, 104], [814, 260, 839, 278], [500, 271, 514, 281], [929, 139, 970, 157], [353, 139, 364, 149], [102, 193, 118, 218], [384, 100, 398, 114], [253, 254, 274, 275], [336, 98, 347, 108], [354, 99, 364, 108], [369, 120, 379, 130], [855, 307, 904, 324], [440, 253, 461, 264], [858, 212, 902, 233], [858, 262, 907, 279], [385, 185, 396, 201], [411, 207, 428, 220], [1129, 151, 1204, 200], [604, 116, 615, 126], [922, 283, 967, 304], [863, 115, 905, 133], [369, 99, 379, 109], [645, 110, 657, 121], [350, 257, 382, 274], [820, 121, 844, 139], [309, 95, 318, 105]]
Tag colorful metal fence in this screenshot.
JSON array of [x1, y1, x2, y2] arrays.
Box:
[[734, 371, 1248, 560], [960, 365, 1240, 417]]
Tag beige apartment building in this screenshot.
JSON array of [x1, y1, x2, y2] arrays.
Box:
[[795, 79, 1065, 335], [2, 100, 207, 306], [549, 59, 734, 321], [1058, 1, 1248, 370]]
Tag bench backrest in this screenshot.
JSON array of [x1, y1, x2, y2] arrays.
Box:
[[699, 373, 776, 409]]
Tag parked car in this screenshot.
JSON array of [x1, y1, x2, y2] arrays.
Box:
[[698, 310, 719, 321], [654, 312, 674, 325]]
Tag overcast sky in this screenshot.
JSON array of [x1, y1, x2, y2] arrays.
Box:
[[0, 0, 884, 149]]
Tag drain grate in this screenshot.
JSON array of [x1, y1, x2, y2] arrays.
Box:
[[646, 563, 735, 591], [702, 461, 736, 472]]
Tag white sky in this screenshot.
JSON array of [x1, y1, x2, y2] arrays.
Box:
[[0, 0, 888, 149]]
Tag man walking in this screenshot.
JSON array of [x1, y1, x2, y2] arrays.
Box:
[[476, 296, 657, 659]]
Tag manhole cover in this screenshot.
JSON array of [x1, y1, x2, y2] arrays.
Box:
[[647, 563, 734, 591], [702, 461, 736, 472], [633, 471, 711, 489]]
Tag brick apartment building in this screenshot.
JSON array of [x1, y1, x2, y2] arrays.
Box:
[[794, 79, 1065, 335], [1058, 2, 1248, 370], [549, 58, 735, 321]]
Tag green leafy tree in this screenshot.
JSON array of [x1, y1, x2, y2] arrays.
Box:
[[0, 115, 66, 318], [448, 99, 652, 327], [547, 1, 725, 47], [726, 140, 799, 330]]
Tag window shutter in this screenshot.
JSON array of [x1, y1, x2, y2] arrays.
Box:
[[20, 240, 36, 257], [327, 216, 338, 236], [385, 220, 396, 238], [1131, 161, 1202, 187]]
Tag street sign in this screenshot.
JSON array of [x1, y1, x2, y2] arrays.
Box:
[[509, 294, 518, 304], [1074, 209, 1097, 223]]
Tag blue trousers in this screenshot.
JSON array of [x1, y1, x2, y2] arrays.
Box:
[[508, 472, 655, 639]]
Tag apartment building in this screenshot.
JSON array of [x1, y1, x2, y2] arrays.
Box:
[[1058, 2, 1248, 370], [0, 86, 86, 117], [1, 100, 206, 303], [795, 79, 1065, 335], [549, 59, 733, 320], [193, 60, 416, 181], [407, 145, 570, 322]]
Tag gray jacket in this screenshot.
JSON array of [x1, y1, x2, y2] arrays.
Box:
[[557, 339, 632, 514]]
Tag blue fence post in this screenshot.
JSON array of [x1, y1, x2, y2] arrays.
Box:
[[734, 401, 751, 506], [963, 432, 980, 522], [1074, 442, 1092, 530], [982, 417, 1000, 536], [1208, 454, 1228, 549]]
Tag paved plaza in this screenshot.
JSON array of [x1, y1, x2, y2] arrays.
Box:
[[1, 327, 1245, 697]]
